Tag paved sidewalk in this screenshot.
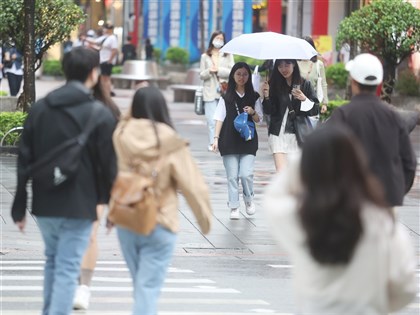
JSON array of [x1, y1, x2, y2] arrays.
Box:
[[1, 78, 419, 263]]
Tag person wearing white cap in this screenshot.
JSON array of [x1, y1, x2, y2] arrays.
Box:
[[329, 53, 416, 208]]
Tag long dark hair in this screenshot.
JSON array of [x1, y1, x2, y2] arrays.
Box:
[[303, 36, 318, 63], [299, 126, 389, 265], [224, 62, 255, 107], [93, 75, 121, 119], [269, 59, 302, 97], [131, 86, 174, 129], [206, 30, 226, 56]]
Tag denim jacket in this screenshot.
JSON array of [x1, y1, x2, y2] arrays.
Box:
[[5, 47, 23, 70]]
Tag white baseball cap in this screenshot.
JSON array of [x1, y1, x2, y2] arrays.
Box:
[[345, 53, 383, 86]]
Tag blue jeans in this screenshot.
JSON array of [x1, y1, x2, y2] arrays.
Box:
[[117, 224, 177, 315], [222, 154, 255, 209], [36, 216, 93, 315], [204, 100, 218, 146]]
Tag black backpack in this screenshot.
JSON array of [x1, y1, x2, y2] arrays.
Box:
[[27, 104, 101, 191]]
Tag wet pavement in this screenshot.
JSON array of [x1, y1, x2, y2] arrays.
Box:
[[0, 77, 419, 314]]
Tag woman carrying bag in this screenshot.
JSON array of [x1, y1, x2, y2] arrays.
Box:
[[200, 30, 234, 151], [262, 59, 319, 172], [298, 36, 328, 126], [212, 62, 263, 220], [107, 86, 212, 315]]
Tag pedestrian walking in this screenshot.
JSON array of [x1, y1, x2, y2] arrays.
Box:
[[144, 38, 154, 61], [298, 36, 328, 124], [339, 42, 351, 64], [3, 44, 23, 96], [11, 47, 117, 315], [328, 53, 417, 208], [88, 23, 118, 97], [0, 46, 3, 85], [200, 31, 235, 151], [108, 86, 212, 315], [261, 59, 319, 171], [121, 36, 137, 64], [212, 62, 263, 220], [73, 75, 120, 311], [264, 126, 417, 315]]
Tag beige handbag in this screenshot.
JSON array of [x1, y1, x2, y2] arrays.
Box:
[[108, 121, 163, 235]]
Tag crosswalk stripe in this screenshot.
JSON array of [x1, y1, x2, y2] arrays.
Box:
[[1, 285, 240, 293], [0, 312, 293, 315], [0, 266, 193, 273], [267, 264, 293, 269], [1, 275, 213, 284], [1, 297, 269, 305]]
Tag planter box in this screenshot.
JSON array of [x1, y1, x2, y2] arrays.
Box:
[[0, 96, 18, 112]]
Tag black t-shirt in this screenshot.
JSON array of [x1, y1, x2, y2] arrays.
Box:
[[122, 44, 137, 63]]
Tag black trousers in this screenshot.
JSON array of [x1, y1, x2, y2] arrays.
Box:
[[7, 72, 23, 96]]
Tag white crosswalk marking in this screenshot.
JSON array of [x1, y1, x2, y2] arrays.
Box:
[[0, 260, 281, 314]]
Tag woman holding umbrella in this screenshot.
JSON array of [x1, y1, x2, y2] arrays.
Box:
[[200, 31, 235, 151], [262, 59, 319, 171]]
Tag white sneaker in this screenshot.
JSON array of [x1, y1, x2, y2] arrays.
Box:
[[245, 201, 256, 215], [230, 208, 240, 220], [73, 284, 91, 310]]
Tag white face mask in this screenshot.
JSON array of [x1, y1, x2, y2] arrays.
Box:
[[212, 39, 224, 49]]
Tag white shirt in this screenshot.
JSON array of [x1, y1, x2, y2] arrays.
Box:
[[340, 43, 351, 64], [213, 91, 263, 124], [96, 35, 118, 64], [263, 155, 417, 315]]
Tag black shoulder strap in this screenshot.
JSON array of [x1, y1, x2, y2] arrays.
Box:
[[77, 104, 102, 145]]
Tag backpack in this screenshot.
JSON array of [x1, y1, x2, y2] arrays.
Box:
[[107, 120, 163, 235], [27, 103, 101, 191]]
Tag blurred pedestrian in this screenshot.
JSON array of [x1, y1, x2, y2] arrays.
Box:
[[73, 75, 120, 310], [262, 59, 319, 172], [87, 23, 118, 96], [212, 62, 263, 220], [11, 47, 117, 315], [3, 43, 23, 96], [298, 36, 328, 122], [329, 53, 416, 208], [108, 86, 212, 315], [264, 126, 417, 315], [121, 36, 137, 64], [339, 42, 351, 64], [200, 30, 235, 151], [144, 38, 154, 61], [0, 46, 3, 85], [63, 36, 73, 54]]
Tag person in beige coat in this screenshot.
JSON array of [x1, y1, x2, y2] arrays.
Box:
[[264, 126, 416, 315], [200, 31, 234, 151], [108, 86, 212, 315]]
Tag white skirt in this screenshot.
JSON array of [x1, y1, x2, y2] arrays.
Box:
[[268, 111, 299, 154]]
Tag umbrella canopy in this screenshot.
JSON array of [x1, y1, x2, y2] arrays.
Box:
[[220, 32, 318, 60]]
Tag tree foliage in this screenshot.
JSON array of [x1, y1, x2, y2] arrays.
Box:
[[336, 0, 420, 101], [0, 0, 85, 69]]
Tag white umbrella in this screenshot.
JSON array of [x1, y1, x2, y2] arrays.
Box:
[[220, 32, 318, 60]]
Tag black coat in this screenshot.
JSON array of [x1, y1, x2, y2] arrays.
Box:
[[329, 94, 417, 206], [11, 81, 117, 222], [262, 79, 319, 136]]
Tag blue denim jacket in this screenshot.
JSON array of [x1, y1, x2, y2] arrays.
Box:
[[6, 47, 23, 70]]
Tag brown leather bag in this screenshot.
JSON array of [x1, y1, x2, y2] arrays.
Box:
[[108, 167, 159, 235], [108, 119, 164, 235]]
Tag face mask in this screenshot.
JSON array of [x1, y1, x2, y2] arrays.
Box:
[[212, 40, 224, 49]]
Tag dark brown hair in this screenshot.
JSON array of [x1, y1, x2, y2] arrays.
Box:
[[206, 31, 227, 56], [299, 126, 390, 264], [93, 76, 121, 120]]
